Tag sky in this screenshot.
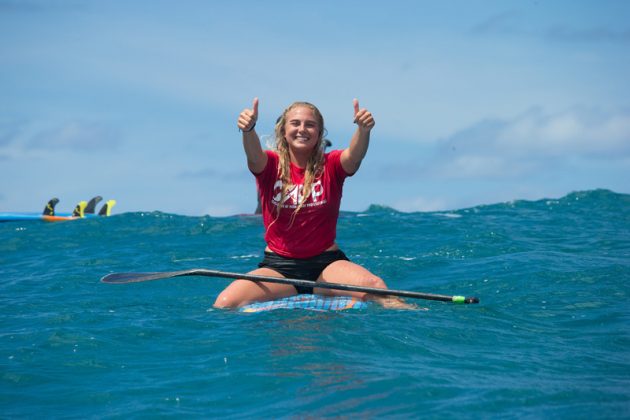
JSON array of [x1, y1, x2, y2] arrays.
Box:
[[1, 0, 629, 216]]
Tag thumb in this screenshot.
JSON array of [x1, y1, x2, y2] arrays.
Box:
[[353, 98, 359, 116], [252, 97, 259, 119]]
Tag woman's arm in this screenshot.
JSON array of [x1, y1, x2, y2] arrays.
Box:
[[341, 99, 375, 175], [238, 97, 267, 174]]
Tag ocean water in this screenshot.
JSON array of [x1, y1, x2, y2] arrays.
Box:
[[1, 189, 629, 418]]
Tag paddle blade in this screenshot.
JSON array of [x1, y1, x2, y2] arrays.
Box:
[[101, 271, 184, 283]]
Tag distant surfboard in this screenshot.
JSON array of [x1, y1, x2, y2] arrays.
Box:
[[240, 294, 368, 313], [0, 212, 102, 222], [0, 197, 116, 222]]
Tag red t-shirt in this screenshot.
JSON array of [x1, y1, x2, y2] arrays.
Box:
[[255, 150, 351, 258]]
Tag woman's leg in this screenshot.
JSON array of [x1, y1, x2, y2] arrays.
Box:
[[213, 268, 297, 308], [316, 260, 416, 309], [315, 260, 386, 298]]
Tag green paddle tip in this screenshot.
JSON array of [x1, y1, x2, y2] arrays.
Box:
[[452, 296, 480, 304]]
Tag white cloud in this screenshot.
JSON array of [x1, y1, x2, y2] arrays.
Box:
[[28, 121, 121, 152], [495, 108, 630, 156], [431, 107, 630, 179]]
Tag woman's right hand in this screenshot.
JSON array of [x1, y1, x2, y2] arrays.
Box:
[[238, 97, 259, 132], [238, 97, 267, 173]]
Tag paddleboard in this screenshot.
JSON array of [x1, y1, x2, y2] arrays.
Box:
[[0, 196, 117, 222], [0, 212, 44, 222], [240, 294, 368, 313], [0, 212, 98, 222]]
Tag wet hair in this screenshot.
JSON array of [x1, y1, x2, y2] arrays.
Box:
[[273, 102, 327, 221]]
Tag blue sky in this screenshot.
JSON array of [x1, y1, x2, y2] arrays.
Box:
[[1, 0, 629, 216]]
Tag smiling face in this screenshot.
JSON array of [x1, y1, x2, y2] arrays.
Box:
[[282, 105, 322, 159]]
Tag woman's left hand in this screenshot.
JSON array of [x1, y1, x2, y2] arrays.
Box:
[[353, 99, 375, 132]]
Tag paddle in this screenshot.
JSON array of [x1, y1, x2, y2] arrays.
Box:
[[101, 269, 480, 304]]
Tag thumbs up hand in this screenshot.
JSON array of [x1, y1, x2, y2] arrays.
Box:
[[353, 99, 375, 132], [238, 97, 259, 132]]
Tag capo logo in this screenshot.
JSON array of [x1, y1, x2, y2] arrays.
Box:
[[272, 179, 324, 208]]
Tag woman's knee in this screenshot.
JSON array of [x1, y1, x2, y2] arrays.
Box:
[[213, 290, 240, 308], [213, 280, 251, 308], [364, 274, 387, 289]]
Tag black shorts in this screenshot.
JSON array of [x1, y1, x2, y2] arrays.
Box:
[[258, 250, 350, 294]]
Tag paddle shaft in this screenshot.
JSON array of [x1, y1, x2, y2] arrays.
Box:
[[101, 269, 479, 304]]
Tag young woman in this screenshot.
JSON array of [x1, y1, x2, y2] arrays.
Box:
[[214, 98, 410, 309]]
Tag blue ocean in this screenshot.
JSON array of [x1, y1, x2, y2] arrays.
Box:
[[1, 189, 628, 418]]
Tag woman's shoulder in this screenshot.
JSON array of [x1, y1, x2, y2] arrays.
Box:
[[324, 149, 344, 163], [264, 149, 279, 164], [324, 149, 353, 177]]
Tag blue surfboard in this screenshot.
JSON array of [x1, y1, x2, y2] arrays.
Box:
[[0, 212, 99, 222], [240, 294, 368, 313]]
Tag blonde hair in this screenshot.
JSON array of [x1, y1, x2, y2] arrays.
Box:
[[274, 102, 327, 221]]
